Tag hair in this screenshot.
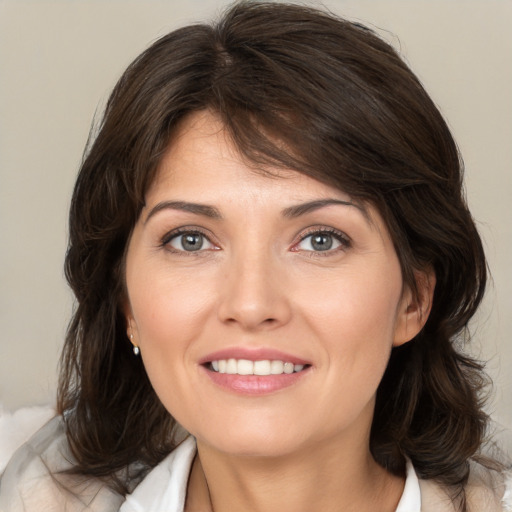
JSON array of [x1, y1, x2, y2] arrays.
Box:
[[58, 1, 492, 508]]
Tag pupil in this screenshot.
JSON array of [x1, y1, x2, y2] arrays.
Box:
[[312, 234, 332, 251], [182, 234, 202, 251]]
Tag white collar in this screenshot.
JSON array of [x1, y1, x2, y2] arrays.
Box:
[[396, 458, 421, 512], [120, 436, 196, 512], [120, 437, 421, 512]]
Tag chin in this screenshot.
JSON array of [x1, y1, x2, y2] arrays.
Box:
[[209, 435, 304, 458], [191, 418, 315, 459]]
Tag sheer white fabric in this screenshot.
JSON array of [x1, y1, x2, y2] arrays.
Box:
[[0, 405, 55, 474], [0, 417, 125, 512]]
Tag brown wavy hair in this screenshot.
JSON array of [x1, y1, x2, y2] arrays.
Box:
[[59, 2, 492, 508]]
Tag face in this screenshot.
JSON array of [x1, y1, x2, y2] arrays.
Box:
[[124, 110, 427, 458]]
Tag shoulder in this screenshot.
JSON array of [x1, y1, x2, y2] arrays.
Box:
[[418, 461, 512, 512], [0, 416, 124, 512], [465, 462, 512, 512]]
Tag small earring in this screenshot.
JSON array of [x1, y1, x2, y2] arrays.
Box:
[[129, 332, 140, 356]]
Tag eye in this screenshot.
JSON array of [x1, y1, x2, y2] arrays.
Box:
[[165, 230, 216, 252], [294, 229, 350, 253]]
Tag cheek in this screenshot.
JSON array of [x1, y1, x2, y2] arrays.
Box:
[[300, 269, 402, 419], [130, 263, 214, 341], [298, 261, 403, 399], [301, 265, 403, 343], [126, 261, 225, 412]]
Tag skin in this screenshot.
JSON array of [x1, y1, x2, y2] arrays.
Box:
[[124, 110, 434, 512]]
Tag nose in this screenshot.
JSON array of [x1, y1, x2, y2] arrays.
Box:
[[217, 251, 292, 331]]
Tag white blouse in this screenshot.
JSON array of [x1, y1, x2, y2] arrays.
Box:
[[120, 436, 422, 512]]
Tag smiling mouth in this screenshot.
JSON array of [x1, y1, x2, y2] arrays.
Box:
[[206, 359, 310, 376]]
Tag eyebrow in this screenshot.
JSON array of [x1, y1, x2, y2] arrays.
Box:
[[281, 199, 369, 220], [144, 201, 223, 224], [144, 198, 369, 224]]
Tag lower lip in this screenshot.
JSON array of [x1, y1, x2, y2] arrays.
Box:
[[201, 367, 310, 395]]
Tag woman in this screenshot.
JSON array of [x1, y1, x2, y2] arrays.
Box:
[[0, 2, 509, 511]]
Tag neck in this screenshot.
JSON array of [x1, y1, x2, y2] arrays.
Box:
[[185, 434, 404, 512]]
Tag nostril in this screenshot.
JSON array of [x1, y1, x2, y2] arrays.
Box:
[[216, 283, 292, 329]]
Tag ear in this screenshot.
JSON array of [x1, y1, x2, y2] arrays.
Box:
[[121, 299, 139, 348], [393, 268, 436, 347]]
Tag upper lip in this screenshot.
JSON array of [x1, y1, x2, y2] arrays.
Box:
[[198, 347, 311, 366]]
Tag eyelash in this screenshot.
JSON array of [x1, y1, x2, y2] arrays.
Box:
[[160, 226, 351, 255], [161, 227, 218, 255], [293, 227, 351, 256]]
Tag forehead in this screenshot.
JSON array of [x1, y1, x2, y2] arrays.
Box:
[[148, 110, 349, 204]]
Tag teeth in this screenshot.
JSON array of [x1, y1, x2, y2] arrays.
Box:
[[254, 360, 270, 375], [226, 358, 237, 374], [270, 360, 283, 374], [237, 359, 253, 375], [284, 362, 294, 374], [211, 359, 306, 376]]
